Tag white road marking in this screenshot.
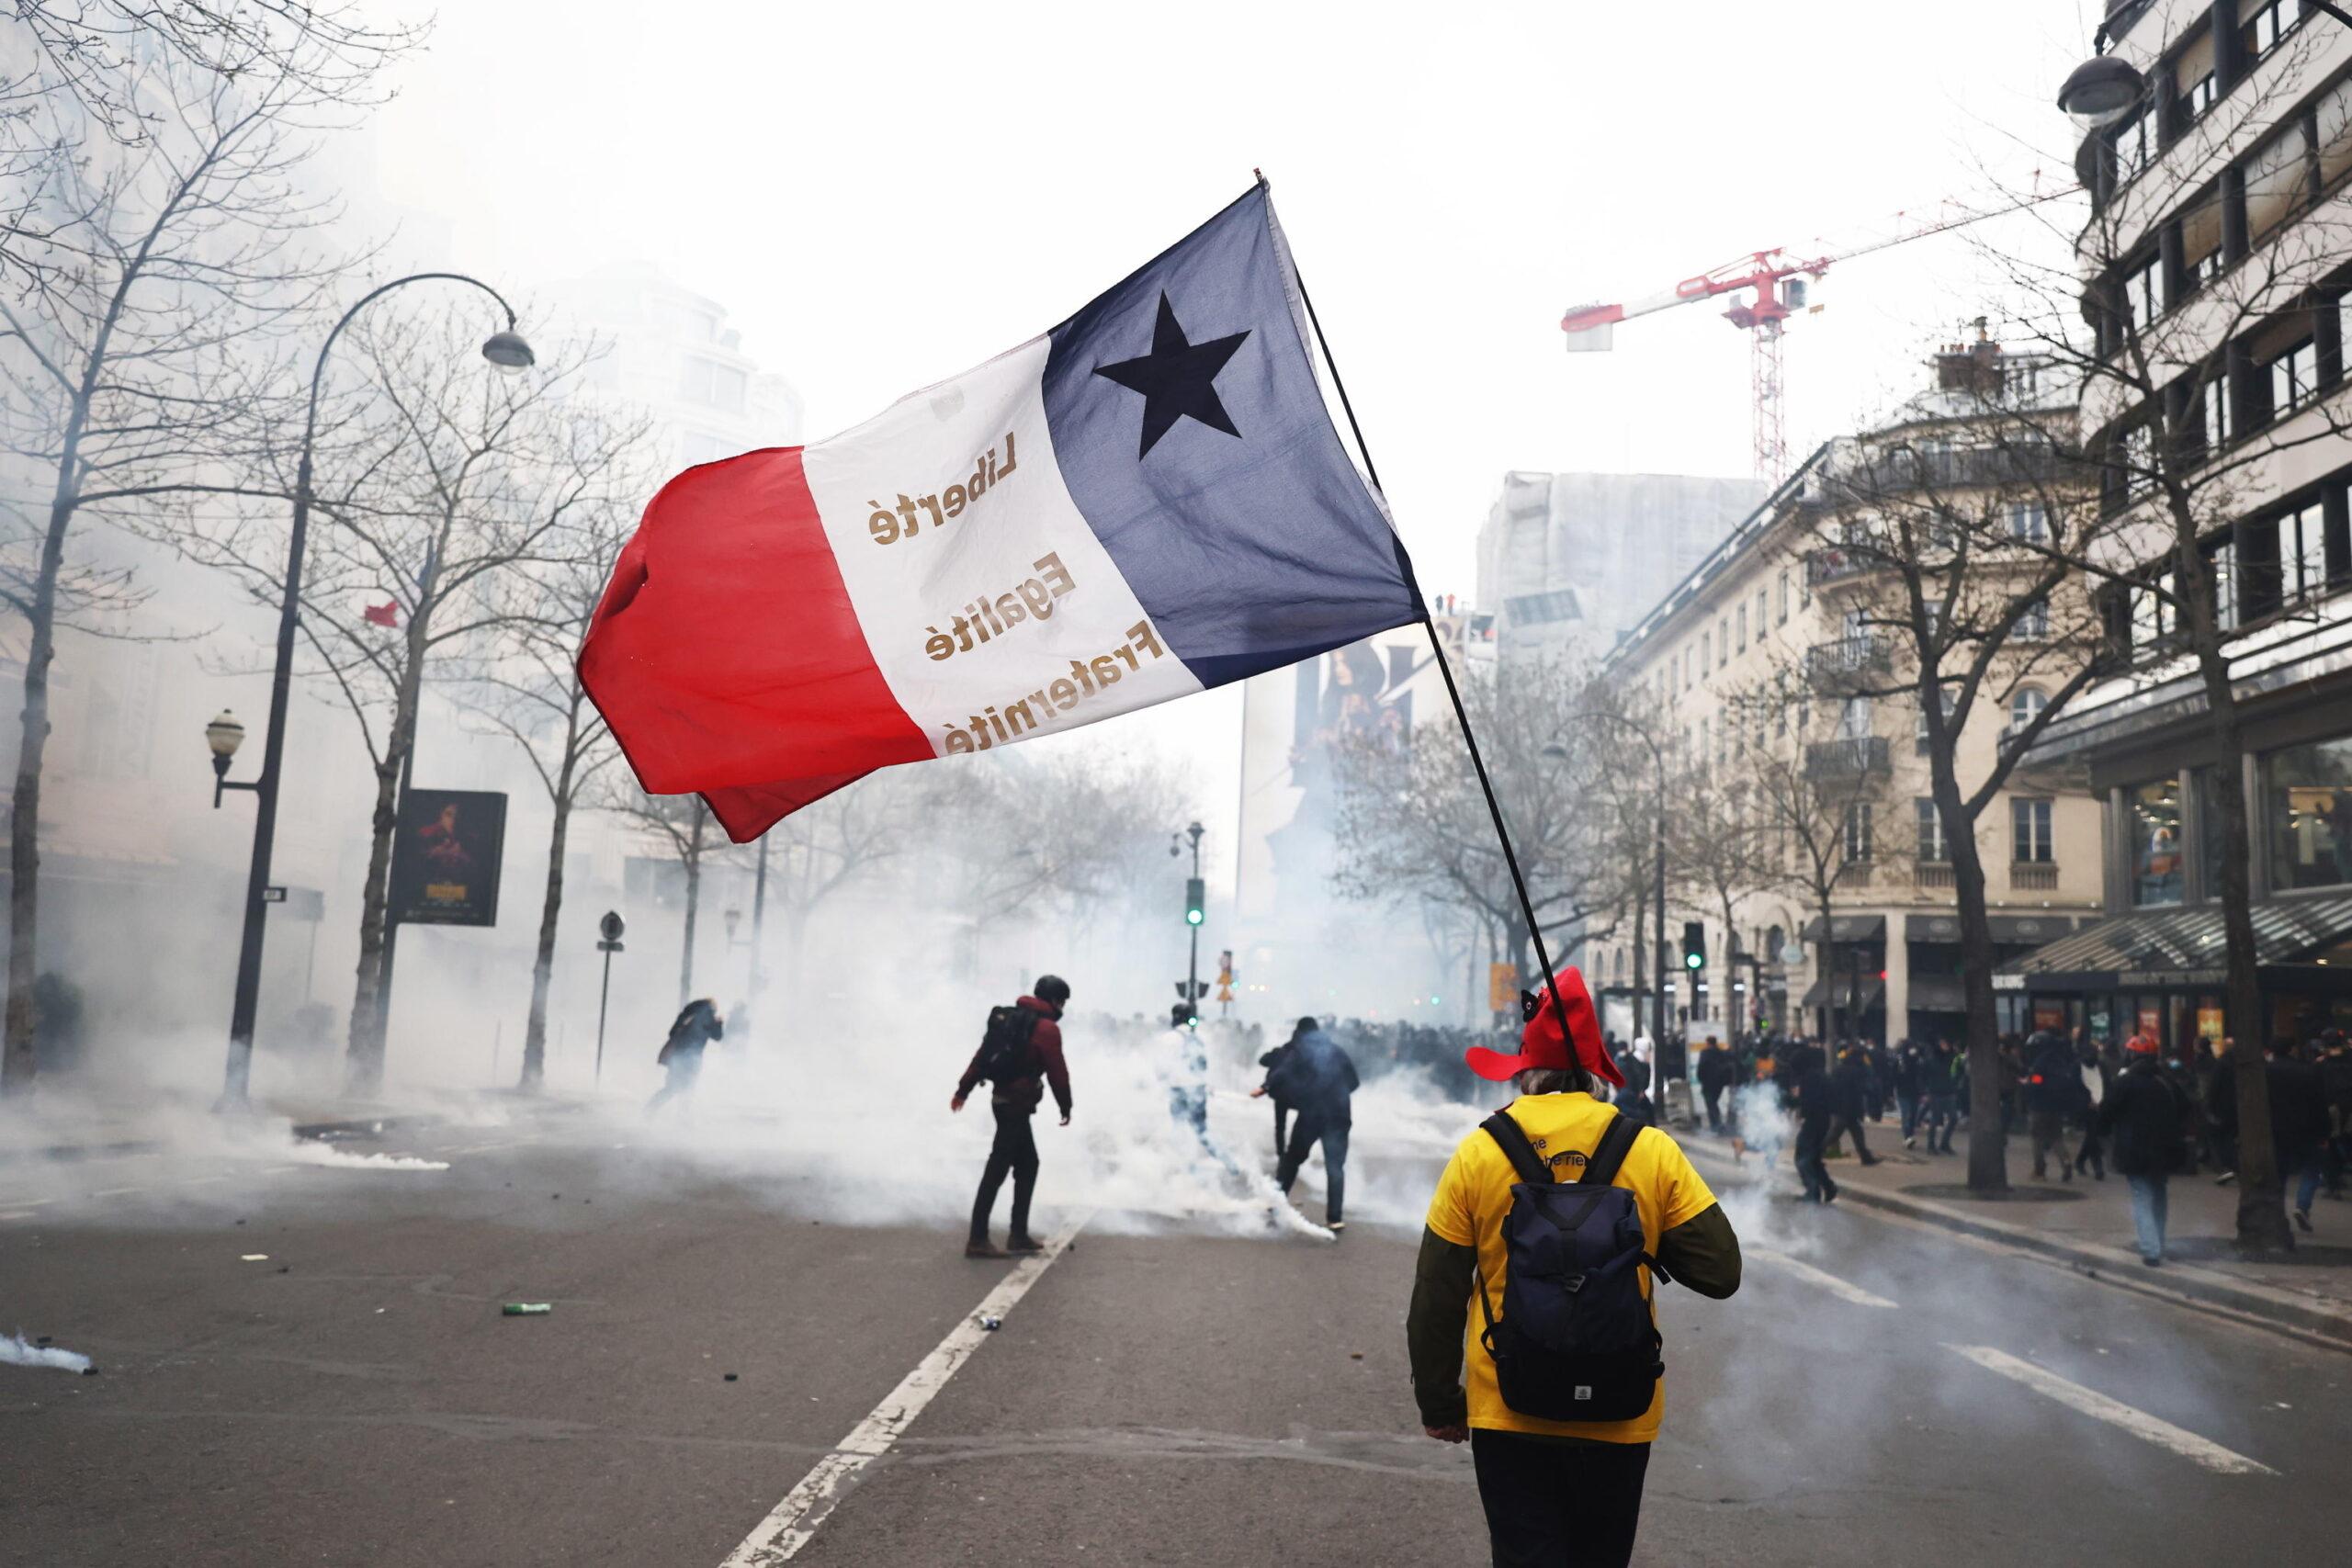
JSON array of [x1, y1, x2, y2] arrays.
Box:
[[1945, 1345, 2275, 1475], [89, 1186, 145, 1199], [1750, 1247, 1899, 1308], [718, 1213, 1094, 1567], [0, 1210, 38, 1222]]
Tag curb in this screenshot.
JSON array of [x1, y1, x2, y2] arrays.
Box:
[[1682, 1140, 2352, 1350]]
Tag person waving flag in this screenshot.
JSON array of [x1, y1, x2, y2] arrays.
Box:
[[580, 180, 1421, 840]]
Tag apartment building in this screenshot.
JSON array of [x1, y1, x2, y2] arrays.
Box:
[[2003, 0, 2352, 1050], [1583, 347, 2105, 1047]]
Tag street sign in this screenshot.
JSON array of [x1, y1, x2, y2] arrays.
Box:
[[1174, 979, 1208, 1001], [261, 886, 286, 903], [1778, 942, 1806, 966], [599, 909, 626, 942], [1488, 962, 1518, 1011], [596, 939, 624, 953]]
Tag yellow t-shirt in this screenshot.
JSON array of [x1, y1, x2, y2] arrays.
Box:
[[1424, 1091, 1718, 1444]]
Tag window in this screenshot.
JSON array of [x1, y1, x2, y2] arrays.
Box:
[[1917, 685, 1951, 752], [2270, 337, 2319, 418], [1700, 631, 1710, 673], [2175, 26, 2218, 124], [2245, 121, 2312, 243], [2012, 797, 2054, 863], [2322, 75, 2352, 190], [1756, 588, 1769, 639], [1736, 603, 1747, 651], [2132, 777, 2185, 907], [2121, 256, 2161, 333], [2131, 569, 2177, 654], [2242, 0, 2294, 66], [1925, 597, 1947, 637], [682, 355, 748, 412], [2007, 502, 2048, 543], [2119, 421, 2156, 502], [2209, 537, 2239, 632], [2202, 376, 2232, 454], [2113, 112, 2154, 183], [2179, 185, 2224, 292], [2016, 598, 2051, 640], [2267, 733, 2352, 891], [1778, 570, 1791, 623], [1843, 802, 1874, 862], [677, 430, 728, 466], [2008, 686, 2048, 734], [1838, 695, 1872, 740], [1718, 619, 1730, 668], [1916, 798, 1950, 863], [2282, 502, 2330, 601]]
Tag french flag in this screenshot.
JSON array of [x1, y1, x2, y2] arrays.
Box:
[[580, 183, 1424, 841]]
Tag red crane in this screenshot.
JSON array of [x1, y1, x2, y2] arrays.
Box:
[[1560, 185, 2077, 482]]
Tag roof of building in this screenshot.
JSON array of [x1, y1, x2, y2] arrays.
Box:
[[1998, 893, 2352, 976]]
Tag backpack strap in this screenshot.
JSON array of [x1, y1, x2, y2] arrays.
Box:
[[1481, 1111, 1555, 1187], [1577, 1111, 1643, 1187]]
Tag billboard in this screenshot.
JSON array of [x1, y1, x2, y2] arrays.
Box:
[[388, 788, 507, 927]]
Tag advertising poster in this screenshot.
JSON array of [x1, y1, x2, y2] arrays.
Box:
[[388, 788, 507, 927]]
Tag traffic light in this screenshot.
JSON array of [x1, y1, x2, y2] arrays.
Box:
[[1682, 920, 1706, 972], [1185, 876, 1205, 927]]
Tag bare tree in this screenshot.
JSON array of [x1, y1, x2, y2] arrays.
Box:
[[458, 401, 651, 1089], [191, 306, 610, 1090], [1776, 353, 2109, 1191], [1329, 656, 1630, 986], [0, 53, 358, 1092], [933, 747, 1189, 930], [1663, 750, 1782, 1025], [1973, 27, 2352, 1243]]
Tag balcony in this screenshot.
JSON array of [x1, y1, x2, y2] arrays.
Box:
[[1805, 735, 1892, 778], [1914, 862, 1957, 889], [1805, 635, 1891, 688], [2011, 862, 2059, 892], [1805, 548, 1874, 589]]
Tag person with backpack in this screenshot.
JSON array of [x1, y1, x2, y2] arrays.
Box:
[[2090, 1031, 2189, 1265], [1407, 967, 1740, 1568], [648, 998, 723, 1115], [2024, 1028, 2082, 1181], [952, 975, 1073, 1258], [1257, 1017, 1359, 1231]]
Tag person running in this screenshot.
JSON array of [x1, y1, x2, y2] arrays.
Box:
[[1829, 1043, 1879, 1166], [1408, 967, 1741, 1568], [2025, 1028, 2082, 1181], [1696, 1035, 1734, 1134], [1257, 1017, 1358, 1231], [647, 998, 723, 1115], [1259, 1017, 1314, 1156], [2091, 1031, 2188, 1265], [1787, 1044, 1840, 1202], [953, 976, 1073, 1258]]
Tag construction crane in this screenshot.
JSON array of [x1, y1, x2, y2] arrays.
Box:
[[1560, 185, 2077, 482]]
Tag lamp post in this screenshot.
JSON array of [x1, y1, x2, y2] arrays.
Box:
[[211, 273, 531, 1109], [1547, 713, 1668, 1057]]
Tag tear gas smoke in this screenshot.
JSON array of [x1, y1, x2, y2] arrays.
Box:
[[2, 1333, 93, 1373]]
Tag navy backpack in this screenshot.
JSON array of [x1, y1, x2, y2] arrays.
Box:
[[1474, 1109, 1669, 1423]]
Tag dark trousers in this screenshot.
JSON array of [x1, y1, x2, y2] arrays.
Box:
[[1921, 1093, 1956, 1151], [1794, 1117, 1838, 1201], [1275, 1114, 1349, 1224], [1830, 1113, 1875, 1164], [2030, 1110, 2072, 1178], [969, 1101, 1039, 1244], [1470, 1429, 1651, 1568], [1702, 1086, 1724, 1131], [1897, 1091, 1922, 1140], [1272, 1097, 1291, 1153]]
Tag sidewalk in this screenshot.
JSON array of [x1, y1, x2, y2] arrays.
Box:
[[0, 1085, 586, 1166], [1679, 1121, 2352, 1350]]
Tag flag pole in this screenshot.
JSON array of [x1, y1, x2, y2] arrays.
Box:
[[1288, 259, 1578, 1040]]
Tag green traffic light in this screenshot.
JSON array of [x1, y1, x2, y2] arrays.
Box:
[[1684, 953, 1703, 969], [1186, 909, 1204, 926]]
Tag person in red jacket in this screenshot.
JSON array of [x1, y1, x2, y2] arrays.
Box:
[[953, 975, 1074, 1258]]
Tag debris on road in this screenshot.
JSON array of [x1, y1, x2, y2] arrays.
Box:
[[502, 1303, 553, 1316], [3, 1332, 93, 1373], [978, 1315, 1002, 1331], [291, 1145, 450, 1173], [240, 1254, 269, 1262], [724, 1372, 739, 1382]]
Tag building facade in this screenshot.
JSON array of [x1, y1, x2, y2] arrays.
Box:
[[1585, 348, 2106, 1048], [1476, 472, 1764, 666], [2001, 0, 2352, 1050]]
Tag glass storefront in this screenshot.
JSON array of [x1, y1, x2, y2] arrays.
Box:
[[2267, 733, 2352, 892], [2132, 777, 2185, 906]]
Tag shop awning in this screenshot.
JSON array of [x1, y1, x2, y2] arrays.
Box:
[[1904, 912, 2087, 945], [1995, 892, 2352, 982], [1799, 914, 1885, 942], [1800, 976, 1886, 1010]]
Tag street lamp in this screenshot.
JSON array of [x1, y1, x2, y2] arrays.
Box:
[[206, 710, 248, 807], [2053, 54, 2144, 130], [214, 273, 531, 1110]]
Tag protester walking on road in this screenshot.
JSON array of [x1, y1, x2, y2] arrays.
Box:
[[1894, 1040, 1924, 1147], [1258, 1017, 1359, 1231], [1787, 1044, 1840, 1203], [1921, 1041, 1960, 1155], [1259, 1018, 1310, 1154], [1696, 1035, 1733, 1134], [647, 998, 723, 1115], [2091, 1032, 2189, 1265], [2026, 1029, 2082, 1181], [1829, 1044, 1878, 1166], [1407, 966, 1741, 1568], [953, 976, 1073, 1258]]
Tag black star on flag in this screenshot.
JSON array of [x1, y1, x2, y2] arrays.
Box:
[[1092, 291, 1251, 459]]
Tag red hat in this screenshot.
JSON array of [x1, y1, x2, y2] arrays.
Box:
[[2124, 1032, 2160, 1055], [1465, 966, 1625, 1088]]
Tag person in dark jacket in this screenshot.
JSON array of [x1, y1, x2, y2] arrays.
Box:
[[1921, 1040, 1961, 1155], [2024, 1030, 2081, 1181], [648, 998, 723, 1114], [1828, 1044, 1878, 1166], [2091, 1033, 2188, 1264], [2319, 1031, 2352, 1201], [2211, 1040, 2335, 1230], [1785, 1045, 1840, 1202], [1695, 1036, 1735, 1133], [1257, 1021, 1359, 1231], [953, 976, 1074, 1258], [1259, 1018, 1313, 1154]]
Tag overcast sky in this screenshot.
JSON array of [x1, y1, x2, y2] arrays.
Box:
[[356, 0, 2111, 874]]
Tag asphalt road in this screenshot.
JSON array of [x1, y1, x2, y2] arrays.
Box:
[[4, 1106, 2346, 1566]]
